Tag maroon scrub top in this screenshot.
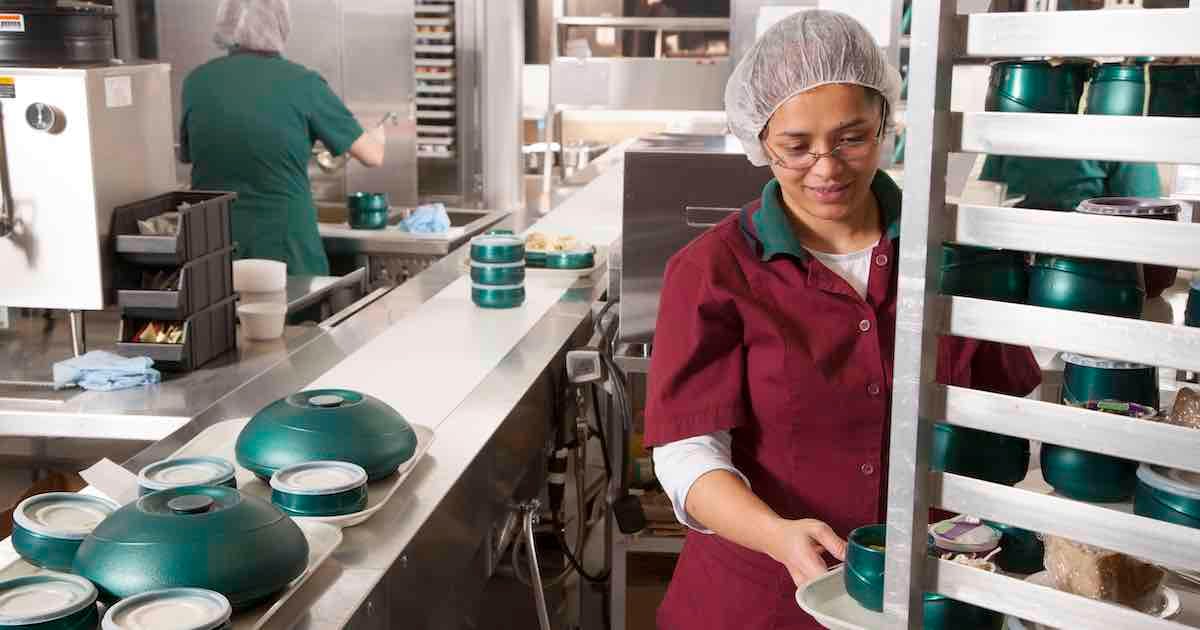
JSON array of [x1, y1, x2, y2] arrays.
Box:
[[644, 172, 1041, 630]]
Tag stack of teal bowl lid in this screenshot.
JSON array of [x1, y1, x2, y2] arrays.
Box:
[[940, 244, 1028, 303], [0, 573, 100, 630], [1028, 254, 1144, 318], [1148, 65, 1200, 117], [347, 192, 389, 230], [1060, 353, 1159, 409], [932, 423, 1030, 486], [270, 460, 369, 517], [103, 588, 233, 630], [1185, 277, 1200, 327], [137, 456, 238, 496], [1134, 464, 1200, 530], [469, 234, 525, 309], [12, 492, 119, 572], [1042, 400, 1157, 503]]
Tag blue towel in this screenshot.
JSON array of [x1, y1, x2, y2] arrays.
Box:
[[399, 203, 451, 234], [53, 350, 162, 392]]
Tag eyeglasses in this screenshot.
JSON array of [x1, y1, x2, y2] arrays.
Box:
[[762, 101, 888, 172]]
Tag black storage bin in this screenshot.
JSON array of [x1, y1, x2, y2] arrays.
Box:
[[113, 191, 236, 266], [115, 246, 234, 320], [115, 294, 237, 372]]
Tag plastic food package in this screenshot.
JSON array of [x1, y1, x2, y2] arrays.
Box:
[[525, 232, 584, 253], [137, 211, 180, 236], [1168, 388, 1200, 430], [1043, 536, 1165, 611]]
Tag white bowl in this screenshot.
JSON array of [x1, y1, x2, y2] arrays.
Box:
[[233, 259, 287, 294], [237, 303, 287, 341]]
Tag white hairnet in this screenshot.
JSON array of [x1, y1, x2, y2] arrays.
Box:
[[726, 10, 902, 167], [214, 0, 291, 53]]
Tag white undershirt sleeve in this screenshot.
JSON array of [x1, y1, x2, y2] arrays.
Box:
[[652, 430, 751, 533]]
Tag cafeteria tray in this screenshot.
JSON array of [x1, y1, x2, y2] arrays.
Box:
[[415, 3, 452, 13], [416, 71, 455, 81], [169, 418, 435, 529], [416, 31, 454, 41], [417, 110, 455, 120], [417, 83, 455, 94], [417, 136, 454, 145], [418, 124, 455, 135], [796, 565, 882, 630], [0, 494, 341, 630], [416, 96, 455, 107], [418, 149, 457, 160], [414, 57, 454, 67], [415, 17, 452, 27], [415, 44, 455, 55]]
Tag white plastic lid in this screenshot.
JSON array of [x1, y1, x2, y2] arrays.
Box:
[[0, 573, 97, 626], [470, 260, 525, 269], [470, 234, 524, 248], [1137, 464, 1200, 501], [929, 516, 1001, 553], [1077, 197, 1181, 217], [471, 283, 524, 291], [270, 460, 367, 496], [102, 588, 231, 630], [1060, 352, 1152, 371], [12, 492, 118, 541], [138, 456, 236, 492]]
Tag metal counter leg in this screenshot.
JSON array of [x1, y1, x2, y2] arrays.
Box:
[[68, 310, 86, 357], [522, 500, 553, 630]]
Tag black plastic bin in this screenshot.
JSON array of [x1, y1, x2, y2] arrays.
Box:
[[113, 191, 236, 266], [115, 294, 237, 372], [115, 246, 234, 321]]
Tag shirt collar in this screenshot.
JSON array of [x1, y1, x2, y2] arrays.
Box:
[[748, 170, 903, 262]]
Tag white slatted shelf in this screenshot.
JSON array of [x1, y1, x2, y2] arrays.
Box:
[[928, 384, 1200, 475], [949, 204, 1200, 270], [929, 558, 1192, 630], [945, 297, 1200, 374], [957, 112, 1200, 165], [933, 473, 1200, 578], [964, 9, 1200, 58]]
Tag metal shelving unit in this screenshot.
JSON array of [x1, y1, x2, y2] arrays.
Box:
[[414, 0, 459, 166], [883, 4, 1200, 630]]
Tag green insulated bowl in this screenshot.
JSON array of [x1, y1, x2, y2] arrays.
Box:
[[932, 423, 1030, 486], [940, 244, 1028, 303], [472, 283, 525, 309], [987, 60, 1092, 114], [12, 493, 118, 572], [525, 251, 548, 268], [72, 486, 308, 610], [1186, 278, 1200, 328], [1028, 254, 1144, 318], [1041, 443, 1137, 503], [347, 193, 390, 230], [270, 461, 368, 517], [138, 456, 237, 496], [470, 234, 525, 264], [984, 521, 1044, 575], [102, 588, 232, 630], [0, 574, 99, 630], [1086, 63, 1147, 116], [1060, 353, 1158, 409], [1148, 65, 1200, 117], [237, 388, 417, 482], [470, 261, 526, 286], [1133, 464, 1200, 530], [544, 248, 596, 270]]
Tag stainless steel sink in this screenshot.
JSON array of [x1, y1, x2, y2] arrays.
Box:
[[318, 205, 510, 256]]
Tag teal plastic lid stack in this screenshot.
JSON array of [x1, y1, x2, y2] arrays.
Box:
[[469, 234, 525, 264], [103, 588, 232, 630], [1060, 353, 1151, 370], [0, 573, 99, 629]]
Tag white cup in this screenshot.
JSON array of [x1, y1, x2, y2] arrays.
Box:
[[237, 303, 287, 340], [233, 259, 287, 294]]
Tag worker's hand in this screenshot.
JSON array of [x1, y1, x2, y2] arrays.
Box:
[[765, 518, 847, 587]]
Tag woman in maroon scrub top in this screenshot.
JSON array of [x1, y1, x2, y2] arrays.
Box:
[[644, 11, 1041, 629]]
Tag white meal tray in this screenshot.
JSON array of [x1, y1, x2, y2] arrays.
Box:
[[169, 418, 435, 529], [0, 503, 342, 630], [796, 565, 885, 630]]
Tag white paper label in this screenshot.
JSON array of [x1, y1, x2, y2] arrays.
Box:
[[104, 76, 133, 109], [0, 13, 25, 33]]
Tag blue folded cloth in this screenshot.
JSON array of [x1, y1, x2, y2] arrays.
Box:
[[399, 203, 451, 234], [53, 350, 162, 392]]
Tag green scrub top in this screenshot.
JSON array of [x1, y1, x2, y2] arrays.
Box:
[[980, 155, 1162, 211], [181, 51, 364, 276]]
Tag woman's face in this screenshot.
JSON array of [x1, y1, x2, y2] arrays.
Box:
[[761, 84, 884, 223]]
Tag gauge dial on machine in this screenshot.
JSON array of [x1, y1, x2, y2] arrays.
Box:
[[26, 103, 63, 133]]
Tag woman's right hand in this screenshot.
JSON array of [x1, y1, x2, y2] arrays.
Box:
[[766, 518, 847, 587]]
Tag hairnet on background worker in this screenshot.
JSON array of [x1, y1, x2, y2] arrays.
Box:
[[644, 10, 1040, 629], [214, 0, 291, 53], [725, 9, 903, 167]]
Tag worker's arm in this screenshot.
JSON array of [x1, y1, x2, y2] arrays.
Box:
[[348, 125, 386, 167]]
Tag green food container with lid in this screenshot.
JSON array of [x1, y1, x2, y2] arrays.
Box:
[[102, 588, 232, 630], [1028, 254, 1144, 318], [472, 283, 526, 309], [12, 493, 119, 572], [525, 251, 548, 268], [347, 193, 390, 230], [138, 456, 237, 496], [1086, 63, 1147, 116], [270, 460, 368, 517], [0, 574, 99, 630], [469, 234, 525, 264], [931, 423, 1030, 487], [1148, 65, 1200, 117], [1041, 443, 1139, 503], [72, 486, 309, 609], [983, 521, 1044, 575], [1133, 464, 1200, 530], [470, 261, 526, 286], [544, 247, 596, 270], [1185, 278, 1200, 328], [1060, 353, 1159, 409], [986, 60, 1092, 114], [940, 244, 1028, 303], [236, 388, 418, 482]]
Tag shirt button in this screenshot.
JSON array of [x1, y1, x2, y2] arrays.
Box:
[[861, 463, 875, 476], [868, 383, 882, 396], [858, 319, 872, 333], [875, 254, 888, 267]]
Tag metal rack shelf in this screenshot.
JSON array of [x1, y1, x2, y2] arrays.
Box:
[[878, 3, 1200, 630]]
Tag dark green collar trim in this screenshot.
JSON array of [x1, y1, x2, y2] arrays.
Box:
[[751, 170, 903, 261]]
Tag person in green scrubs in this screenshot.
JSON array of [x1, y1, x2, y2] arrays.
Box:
[[181, 0, 386, 276]]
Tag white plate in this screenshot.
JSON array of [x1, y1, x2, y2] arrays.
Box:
[[1004, 571, 1182, 630], [169, 418, 435, 528], [795, 565, 884, 630]]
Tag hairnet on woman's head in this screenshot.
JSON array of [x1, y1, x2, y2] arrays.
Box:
[[725, 10, 902, 167], [214, 0, 291, 53]]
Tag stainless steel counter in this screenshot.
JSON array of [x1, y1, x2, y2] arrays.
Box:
[[318, 207, 509, 256]]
